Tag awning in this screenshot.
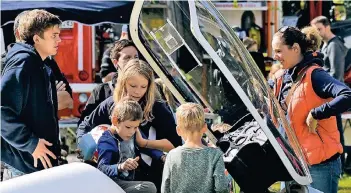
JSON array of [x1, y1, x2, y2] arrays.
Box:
[[1, 1, 135, 26]]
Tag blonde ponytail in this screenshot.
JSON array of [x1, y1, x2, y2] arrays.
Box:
[[301, 26, 322, 52]]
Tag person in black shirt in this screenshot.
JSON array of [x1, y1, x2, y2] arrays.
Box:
[[99, 24, 130, 83]]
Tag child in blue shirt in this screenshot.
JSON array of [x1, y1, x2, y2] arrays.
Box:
[[97, 100, 157, 193]]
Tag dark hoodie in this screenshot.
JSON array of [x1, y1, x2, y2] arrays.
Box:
[[1, 43, 60, 174], [277, 52, 351, 120]]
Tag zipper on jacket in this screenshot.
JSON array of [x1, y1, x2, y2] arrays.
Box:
[[286, 73, 306, 112]]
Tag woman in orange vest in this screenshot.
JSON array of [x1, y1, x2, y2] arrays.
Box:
[[271, 26, 351, 193]]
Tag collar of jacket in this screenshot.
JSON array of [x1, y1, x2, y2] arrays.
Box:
[[286, 51, 324, 81]]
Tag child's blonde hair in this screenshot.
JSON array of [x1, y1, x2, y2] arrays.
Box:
[[176, 103, 205, 132], [112, 99, 143, 123], [211, 123, 231, 133], [113, 59, 156, 121]]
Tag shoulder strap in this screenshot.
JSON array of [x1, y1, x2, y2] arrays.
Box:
[[285, 66, 311, 106]]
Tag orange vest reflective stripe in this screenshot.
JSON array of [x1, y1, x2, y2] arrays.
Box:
[[274, 65, 343, 165]]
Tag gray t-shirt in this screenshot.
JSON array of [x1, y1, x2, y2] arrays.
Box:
[[161, 146, 230, 193]]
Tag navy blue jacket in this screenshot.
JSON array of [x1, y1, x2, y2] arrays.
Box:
[[269, 52, 351, 119], [1, 43, 60, 173], [98, 130, 157, 180], [77, 96, 182, 148]]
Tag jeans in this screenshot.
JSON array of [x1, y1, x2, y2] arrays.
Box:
[[336, 114, 345, 170], [1, 162, 25, 181], [310, 157, 341, 193]]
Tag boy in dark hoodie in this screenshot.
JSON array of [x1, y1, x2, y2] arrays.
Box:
[[97, 99, 156, 193], [1, 9, 62, 179], [1, 10, 73, 109]]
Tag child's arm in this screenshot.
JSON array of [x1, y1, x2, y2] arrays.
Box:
[[135, 130, 167, 162], [213, 151, 230, 193], [135, 129, 174, 152], [97, 140, 120, 178], [161, 153, 172, 193], [98, 140, 140, 177]]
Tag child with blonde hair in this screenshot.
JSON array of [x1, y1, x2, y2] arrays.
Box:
[[161, 103, 230, 193]]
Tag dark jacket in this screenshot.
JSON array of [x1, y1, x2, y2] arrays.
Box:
[[77, 96, 182, 148], [1, 43, 60, 173], [45, 57, 72, 97], [78, 74, 117, 126], [99, 47, 116, 79], [273, 52, 351, 119], [97, 130, 159, 180]]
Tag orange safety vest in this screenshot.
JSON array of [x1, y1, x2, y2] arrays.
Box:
[[273, 65, 343, 165]]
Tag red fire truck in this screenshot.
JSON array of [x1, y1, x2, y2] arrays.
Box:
[[56, 21, 122, 118], [55, 21, 96, 118]]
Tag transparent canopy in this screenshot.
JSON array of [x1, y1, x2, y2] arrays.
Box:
[[134, 0, 311, 188]]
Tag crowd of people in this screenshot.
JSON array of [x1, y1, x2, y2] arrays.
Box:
[[1, 8, 351, 193]]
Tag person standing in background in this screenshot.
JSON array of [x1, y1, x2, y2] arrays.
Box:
[[100, 24, 130, 83]]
